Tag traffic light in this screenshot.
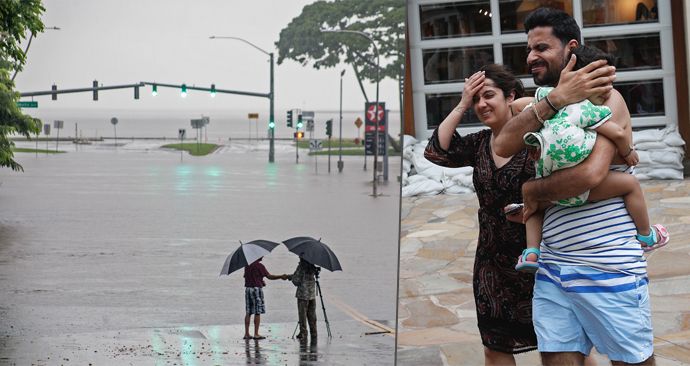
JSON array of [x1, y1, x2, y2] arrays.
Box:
[[210, 84, 216, 98], [297, 113, 303, 129], [181, 84, 187, 98], [152, 84, 158, 96], [268, 119, 275, 130], [287, 110, 293, 127], [294, 131, 304, 139], [134, 86, 140, 100], [326, 119, 333, 137], [93, 80, 98, 101], [51, 84, 57, 100]]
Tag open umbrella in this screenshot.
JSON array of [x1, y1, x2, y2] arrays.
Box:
[[220, 240, 281, 275], [282, 236, 342, 272]]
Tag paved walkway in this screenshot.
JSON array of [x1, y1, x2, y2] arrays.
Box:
[[397, 179, 690, 365]]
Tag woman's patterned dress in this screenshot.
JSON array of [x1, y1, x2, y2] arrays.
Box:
[[424, 128, 538, 353]]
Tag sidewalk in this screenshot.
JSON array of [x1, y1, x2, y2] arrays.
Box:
[[1, 319, 394, 365], [397, 179, 690, 365]]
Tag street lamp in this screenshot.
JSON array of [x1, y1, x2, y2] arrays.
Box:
[[338, 69, 346, 173], [12, 26, 61, 81], [209, 35, 275, 163], [321, 29, 380, 197]]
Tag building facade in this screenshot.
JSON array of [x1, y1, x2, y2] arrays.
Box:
[[404, 0, 690, 155]]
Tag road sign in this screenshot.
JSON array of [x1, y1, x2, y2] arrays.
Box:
[[306, 120, 314, 132], [179, 129, 186, 139], [110, 117, 118, 126], [302, 111, 315, 120], [191, 118, 204, 129], [53, 120, 64, 129], [17, 101, 38, 108], [365, 102, 386, 131], [309, 139, 322, 151], [354, 117, 363, 128], [248, 113, 259, 119], [364, 102, 387, 156], [43, 124, 50, 135]]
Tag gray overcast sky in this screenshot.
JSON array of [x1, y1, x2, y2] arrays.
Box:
[[15, 0, 400, 116]]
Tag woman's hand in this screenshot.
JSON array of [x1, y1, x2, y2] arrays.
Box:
[[456, 71, 485, 113]]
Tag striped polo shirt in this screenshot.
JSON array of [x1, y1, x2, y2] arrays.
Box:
[[537, 167, 648, 291]]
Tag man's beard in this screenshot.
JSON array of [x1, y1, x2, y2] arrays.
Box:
[[531, 59, 566, 86]]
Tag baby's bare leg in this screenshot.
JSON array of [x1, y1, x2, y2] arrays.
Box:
[[588, 171, 650, 235]]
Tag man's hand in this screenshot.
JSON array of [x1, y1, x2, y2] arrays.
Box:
[[549, 55, 616, 108]]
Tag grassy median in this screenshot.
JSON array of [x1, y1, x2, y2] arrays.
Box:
[[162, 143, 219, 156]]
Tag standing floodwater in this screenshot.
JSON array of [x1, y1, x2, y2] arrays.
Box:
[[0, 140, 400, 364]]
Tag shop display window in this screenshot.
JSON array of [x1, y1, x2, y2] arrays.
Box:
[[582, 0, 658, 27], [499, 0, 573, 33], [420, 1, 492, 40], [423, 46, 495, 84]]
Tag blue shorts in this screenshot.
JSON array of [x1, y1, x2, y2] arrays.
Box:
[[533, 263, 653, 364], [245, 287, 265, 315]]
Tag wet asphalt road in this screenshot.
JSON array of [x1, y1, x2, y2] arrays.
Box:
[[0, 140, 401, 364]]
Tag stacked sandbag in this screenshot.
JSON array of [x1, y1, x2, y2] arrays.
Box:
[[401, 135, 475, 197], [632, 125, 685, 180]]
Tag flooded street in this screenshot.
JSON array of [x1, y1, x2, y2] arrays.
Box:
[[0, 140, 401, 364]]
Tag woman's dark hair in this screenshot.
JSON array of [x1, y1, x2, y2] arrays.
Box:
[[571, 45, 615, 70], [524, 7, 581, 45], [477, 64, 525, 99]]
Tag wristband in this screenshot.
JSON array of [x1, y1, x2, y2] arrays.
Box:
[[531, 104, 545, 124], [544, 95, 559, 113], [622, 146, 635, 158]]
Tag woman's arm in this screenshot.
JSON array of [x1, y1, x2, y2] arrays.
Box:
[[437, 71, 485, 150]]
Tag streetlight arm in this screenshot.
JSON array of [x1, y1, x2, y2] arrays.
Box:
[[209, 35, 270, 56]]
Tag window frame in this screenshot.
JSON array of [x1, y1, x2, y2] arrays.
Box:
[[408, 0, 676, 137]]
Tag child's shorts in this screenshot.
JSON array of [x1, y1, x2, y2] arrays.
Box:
[[245, 287, 266, 315], [533, 263, 653, 364]]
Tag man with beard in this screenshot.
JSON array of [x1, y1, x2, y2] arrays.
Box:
[[493, 8, 655, 366]]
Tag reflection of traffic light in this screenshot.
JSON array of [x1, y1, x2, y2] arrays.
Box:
[[326, 119, 333, 137], [287, 110, 293, 127], [294, 131, 304, 139], [181, 84, 187, 98], [297, 113, 303, 129], [210, 84, 216, 98]]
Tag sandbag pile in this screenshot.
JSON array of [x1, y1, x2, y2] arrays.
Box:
[[401, 135, 475, 197], [402, 126, 685, 197], [632, 125, 686, 180]]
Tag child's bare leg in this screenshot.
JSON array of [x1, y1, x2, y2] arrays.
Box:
[[524, 210, 544, 263], [588, 171, 650, 235]]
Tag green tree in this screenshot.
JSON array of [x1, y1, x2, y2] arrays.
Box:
[[0, 0, 45, 171], [275, 0, 405, 103]]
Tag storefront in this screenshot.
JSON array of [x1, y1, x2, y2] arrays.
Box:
[[404, 0, 689, 154]]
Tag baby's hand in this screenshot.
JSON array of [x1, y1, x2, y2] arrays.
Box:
[[623, 149, 639, 166]]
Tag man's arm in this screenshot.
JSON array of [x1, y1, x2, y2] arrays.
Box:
[[520, 90, 628, 220], [494, 56, 616, 157]]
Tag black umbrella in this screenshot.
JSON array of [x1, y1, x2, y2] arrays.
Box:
[[220, 240, 281, 275], [282, 236, 342, 272]]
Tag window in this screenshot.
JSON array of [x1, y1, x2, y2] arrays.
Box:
[[420, 1, 492, 40], [584, 33, 661, 71], [582, 0, 658, 27], [499, 0, 573, 33], [615, 80, 664, 117], [425, 93, 482, 129], [423, 46, 495, 84], [502, 43, 530, 77]]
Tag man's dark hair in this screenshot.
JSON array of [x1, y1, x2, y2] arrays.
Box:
[[571, 45, 615, 70], [524, 7, 581, 45]]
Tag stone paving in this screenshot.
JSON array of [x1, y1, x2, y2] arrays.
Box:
[[397, 179, 690, 365]]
